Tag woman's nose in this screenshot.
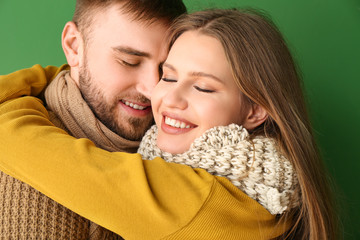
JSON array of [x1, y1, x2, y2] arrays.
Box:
[[162, 85, 188, 110]]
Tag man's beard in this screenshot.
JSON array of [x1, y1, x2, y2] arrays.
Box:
[[78, 62, 154, 141]]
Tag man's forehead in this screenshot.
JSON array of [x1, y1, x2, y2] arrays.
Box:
[[89, 4, 157, 28], [89, 6, 170, 61]]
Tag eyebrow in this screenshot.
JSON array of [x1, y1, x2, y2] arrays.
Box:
[[112, 46, 150, 58], [163, 63, 223, 83]]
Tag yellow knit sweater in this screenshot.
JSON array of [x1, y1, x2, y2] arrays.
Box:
[[0, 65, 293, 239], [0, 65, 122, 239], [0, 65, 90, 239]]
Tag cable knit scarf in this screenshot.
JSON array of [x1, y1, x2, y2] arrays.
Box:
[[45, 70, 139, 153], [138, 124, 300, 215]]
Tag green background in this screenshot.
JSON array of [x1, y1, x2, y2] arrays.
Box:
[[1, 1, 359, 238]]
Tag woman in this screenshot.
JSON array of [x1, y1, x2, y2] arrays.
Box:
[[0, 9, 337, 239]]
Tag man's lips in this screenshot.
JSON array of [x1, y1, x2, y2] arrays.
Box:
[[120, 100, 152, 116], [121, 100, 150, 110]]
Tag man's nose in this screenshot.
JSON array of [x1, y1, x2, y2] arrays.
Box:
[[136, 68, 159, 99]]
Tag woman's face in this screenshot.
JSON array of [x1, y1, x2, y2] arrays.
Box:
[[151, 31, 251, 154]]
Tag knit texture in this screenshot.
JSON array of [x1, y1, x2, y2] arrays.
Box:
[[0, 70, 127, 239], [138, 124, 300, 214], [0, 172, 89, 239], [45, 70, 139, 153], [45, 70, 128, 239]]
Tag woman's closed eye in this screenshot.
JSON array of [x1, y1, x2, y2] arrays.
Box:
[[161, 78, 215, 93], [194, 86, 215, 93], [161, 77, 177, 83]]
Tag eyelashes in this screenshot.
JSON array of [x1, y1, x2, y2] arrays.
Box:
[[161, 77, 177, 82], [117, 59, 140, 67], [160, 78, 215, 93], [122, 60, 140, 67], [194, 86, 215, 93]]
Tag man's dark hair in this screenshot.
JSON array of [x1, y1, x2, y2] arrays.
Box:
[[73, 0, 187, 38]]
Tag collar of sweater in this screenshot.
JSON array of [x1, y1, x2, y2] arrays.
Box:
[[138, 123, 300, 215]]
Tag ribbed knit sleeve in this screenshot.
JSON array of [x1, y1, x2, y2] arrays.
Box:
[[0, 171, 90, 239]]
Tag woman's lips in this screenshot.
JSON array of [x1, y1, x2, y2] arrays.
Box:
[[160, 113, 197, 134]]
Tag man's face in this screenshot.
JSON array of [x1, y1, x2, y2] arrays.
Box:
[[77, 5, 169, 141]]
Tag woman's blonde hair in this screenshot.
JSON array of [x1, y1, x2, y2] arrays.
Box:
[[168, 9, 338, 240]]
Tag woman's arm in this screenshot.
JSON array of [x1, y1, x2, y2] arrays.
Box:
[[0, 96, 212, 238], [0, 96, 290, 239], [0, 64, 69, 103]]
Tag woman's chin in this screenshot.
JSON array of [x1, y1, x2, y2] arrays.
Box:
[[156, 139, 189, 155]]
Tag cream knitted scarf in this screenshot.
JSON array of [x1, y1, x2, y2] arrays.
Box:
[[138, 124, 300, 215], [45, 70, 139, 153]]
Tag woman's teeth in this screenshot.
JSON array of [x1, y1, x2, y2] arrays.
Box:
[[122, 100, 146, 110], [165, 116, 191, 129]]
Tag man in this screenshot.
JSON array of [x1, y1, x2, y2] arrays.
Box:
[[0, 0, 186, 239]]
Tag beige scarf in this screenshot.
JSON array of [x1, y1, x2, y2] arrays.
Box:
[[45, 70, 139, 153], [138, 124, 300, 215]]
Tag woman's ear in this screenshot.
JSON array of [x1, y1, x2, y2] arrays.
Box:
[[62, 21, 82, 67], [242, 104, 268, 130]]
